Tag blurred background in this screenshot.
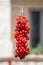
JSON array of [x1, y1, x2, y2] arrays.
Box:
[[11, 0, 43, 54], [0, 0, 43, 65]]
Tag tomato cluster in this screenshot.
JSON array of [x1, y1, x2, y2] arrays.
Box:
[[14, 15, 30, 59]]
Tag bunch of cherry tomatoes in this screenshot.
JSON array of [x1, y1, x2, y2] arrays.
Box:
[[14, 15, 30, 59]]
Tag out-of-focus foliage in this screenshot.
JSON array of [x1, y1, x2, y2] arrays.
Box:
[[30, 44, 43, 54]]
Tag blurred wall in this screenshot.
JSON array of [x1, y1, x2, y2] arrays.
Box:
[[11, 0, 43, 7], [40, 11, 43, 46], [0, 0, 13, 58]]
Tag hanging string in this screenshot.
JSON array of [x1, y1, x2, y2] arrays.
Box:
[[19, 6, 24, 15]]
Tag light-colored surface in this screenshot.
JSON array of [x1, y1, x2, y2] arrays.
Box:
[[0, 0, 13, 58], [0, 62, 43, 65]]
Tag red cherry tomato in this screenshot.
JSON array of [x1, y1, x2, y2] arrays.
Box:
[[14, 15, 30, 59]]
